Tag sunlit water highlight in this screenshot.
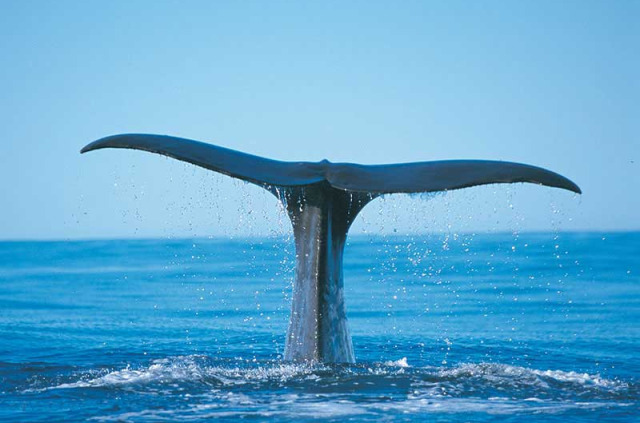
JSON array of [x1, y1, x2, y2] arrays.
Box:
[[1, 232, 638, 422]]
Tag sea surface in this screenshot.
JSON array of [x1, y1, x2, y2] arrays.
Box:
[[0, 232, 638, 422]]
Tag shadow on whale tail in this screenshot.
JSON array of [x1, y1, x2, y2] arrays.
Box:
[[82, 133, 581, 363]]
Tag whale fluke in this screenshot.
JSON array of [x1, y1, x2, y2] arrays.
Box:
[[81, 133, 581, 363], [81, 134, 581, 195]]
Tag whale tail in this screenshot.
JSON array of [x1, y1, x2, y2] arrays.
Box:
[[82, 133, 580, 363], [81, 134, 581, 195]]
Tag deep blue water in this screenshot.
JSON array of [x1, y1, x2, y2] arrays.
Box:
[[0, 232, 638, 422]]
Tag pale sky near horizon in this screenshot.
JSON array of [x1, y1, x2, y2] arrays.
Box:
[[0, 1, 637, 240]]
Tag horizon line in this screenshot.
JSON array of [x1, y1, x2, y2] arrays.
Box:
[[1, 228, 638, 243]]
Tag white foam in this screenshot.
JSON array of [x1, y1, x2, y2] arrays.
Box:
[[46, 356, 633, 422], [40, 355, 631, 419], [384, 357, 410, 368], [435, 363, 628, 391], [45, 356, 327, 390], [52, 357, 205, 389]]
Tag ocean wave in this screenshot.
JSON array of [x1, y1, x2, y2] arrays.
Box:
[[43, 356, 329, 390], [434, 362, 628, 392], [22, 356, 637, 421], [41, 355, 630, 396]]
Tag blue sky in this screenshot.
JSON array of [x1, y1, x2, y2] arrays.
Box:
[[0, 1, 637, 239]]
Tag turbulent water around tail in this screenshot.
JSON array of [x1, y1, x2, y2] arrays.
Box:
[[1, 232, 638, 421]]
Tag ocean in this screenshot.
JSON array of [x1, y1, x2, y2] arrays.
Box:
[[0, 232, 638, 422]]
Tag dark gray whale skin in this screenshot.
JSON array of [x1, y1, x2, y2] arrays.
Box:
[[81, 134, 581, 363]]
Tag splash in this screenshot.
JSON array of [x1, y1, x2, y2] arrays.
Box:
[[39, 355, 630, 398], [32, 355, 633, 421]]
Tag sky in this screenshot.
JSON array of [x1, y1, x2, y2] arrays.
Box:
[[0, 0, 637, 240]]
